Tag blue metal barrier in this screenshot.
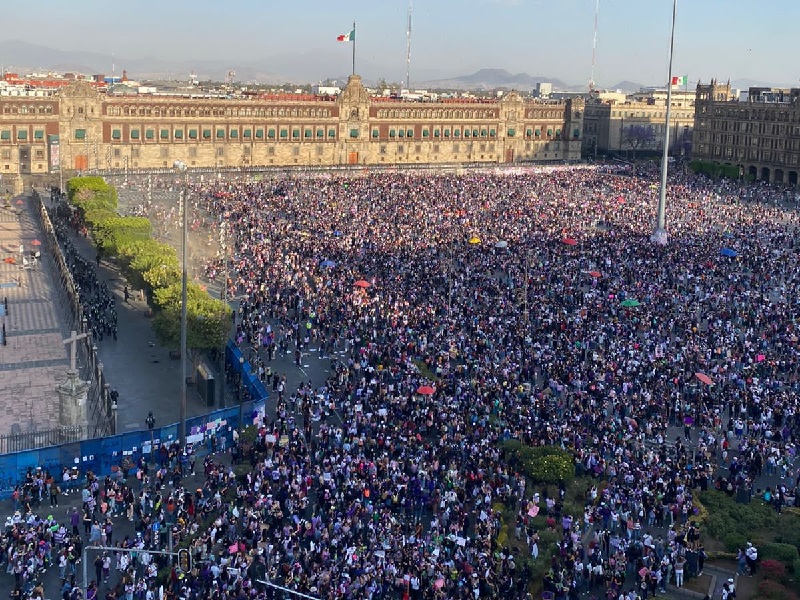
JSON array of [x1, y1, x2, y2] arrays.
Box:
[[0, 404, 254, 499]]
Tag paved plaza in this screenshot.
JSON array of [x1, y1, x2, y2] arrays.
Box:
[[0, 198, 70, 437]]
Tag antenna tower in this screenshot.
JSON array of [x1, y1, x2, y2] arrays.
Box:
[[406, 0, 413, 91], [589, 0, 600, 91]]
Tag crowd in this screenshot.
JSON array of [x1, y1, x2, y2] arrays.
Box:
[[48, 198, 120, 342], [183, 164, 797, 599], [15, 165, 800, 600]]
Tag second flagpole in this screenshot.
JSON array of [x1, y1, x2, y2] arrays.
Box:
[[352, 21, 356, 75]]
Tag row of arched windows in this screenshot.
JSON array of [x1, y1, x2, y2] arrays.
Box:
[[1, 104, 54, 115], [107, 105, 332, 118], [375, 109, 497, 119]]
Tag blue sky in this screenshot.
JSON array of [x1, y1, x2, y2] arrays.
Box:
[[4, 0, 798, 87]]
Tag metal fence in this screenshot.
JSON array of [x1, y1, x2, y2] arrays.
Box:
[[0, 403, 256, 499], [32, 191, 113, 441], [0, 426, 89, 455]]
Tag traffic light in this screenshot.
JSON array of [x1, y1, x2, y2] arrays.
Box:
[[178, 549, 191, 572]]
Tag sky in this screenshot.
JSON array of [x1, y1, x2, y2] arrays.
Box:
[[3, 0, 798, 87]]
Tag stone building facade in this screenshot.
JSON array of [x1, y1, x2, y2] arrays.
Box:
[[692, 79, 800, 185], [0, 75, 584, 189], [582, 90, 695, 159]]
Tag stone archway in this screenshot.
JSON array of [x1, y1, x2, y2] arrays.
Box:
[[761, 167, 771, 182], [748, 165, 758, 180], [789, 171, 798, 187], [774, 169, 785, 184]]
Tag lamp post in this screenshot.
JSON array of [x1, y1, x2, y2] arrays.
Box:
[[173, 160, 189, 447], [238, 355, 245, 431], [652, 0, 678, 245], [110, 398, 118, 434]]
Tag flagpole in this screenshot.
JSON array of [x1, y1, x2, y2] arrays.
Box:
[[652, 0, 677, 245], [352, 21, 356, 75]]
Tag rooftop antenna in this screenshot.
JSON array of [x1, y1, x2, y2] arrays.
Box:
[[589, 0, 600, 91], [405, 0, 413, 91]]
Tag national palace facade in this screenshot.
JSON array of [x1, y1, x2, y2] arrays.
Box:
[[692, 79, 800, 186], [0, 75, 584, 191]]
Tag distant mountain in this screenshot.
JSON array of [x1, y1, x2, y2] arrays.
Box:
[[609, 80, 647, 93], [421, 68, 570, 92]]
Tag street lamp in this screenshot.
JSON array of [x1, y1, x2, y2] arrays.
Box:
[[652, 0, 678, 245], [173, 160, 189, 447], [110, 397, 118, 434], [238, 355, 245, 431]]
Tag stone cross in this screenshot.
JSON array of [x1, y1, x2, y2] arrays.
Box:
[[63, 330, 89, 371]]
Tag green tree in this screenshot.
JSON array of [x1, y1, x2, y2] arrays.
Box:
[[152, 283, 231, 372], [501, 440, 575, 484]]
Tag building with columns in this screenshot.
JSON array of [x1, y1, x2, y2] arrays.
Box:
[[692, 79, 800, 185], [582, 88, 695, 159], [0, 74, 584, 190]]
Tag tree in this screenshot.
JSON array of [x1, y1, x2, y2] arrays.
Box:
[[152, 283, 231, 373], [622, 125, 656, 158], [501, 440, 575, 484]]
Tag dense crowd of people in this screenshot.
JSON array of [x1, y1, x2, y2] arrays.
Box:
[[15, 165, 800, 600]]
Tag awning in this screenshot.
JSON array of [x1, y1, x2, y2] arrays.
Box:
[[328, 129, 336, 138], [243, 129, 251, 138], [17, 130, 27, 140], [434, 129, 440, 137], [507, 128, 515, 137], [280, 130, 288, 138], [350, 128, 358, 138], [216, 129, 225, 139], [406, 129, 413, 138], [112, 129, 121, 140], [316, 129, 324, 138], [202, 129, 211, 139], [422, 130, 429, 137], [292, 129, 300, 138], [145, 129, 154, 139], [389, 130, 396, 138], [0, 131, 9, 140], [34, 130, 44, 140], [188, 129, 198, 139], [230, 129, 238, 139], [160, 129, 169, 139], [75, 129, 87, 140], [174, 130, 183, 139], [304, 130, 312, 138], [372, 129, 379, 138]]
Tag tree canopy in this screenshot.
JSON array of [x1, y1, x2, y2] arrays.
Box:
[[152, 283, 231, 361]]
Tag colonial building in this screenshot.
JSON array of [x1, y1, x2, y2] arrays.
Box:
[[582, 89, 695, 159], [692, 79, 800, 185], [0, 74, 584, 190]]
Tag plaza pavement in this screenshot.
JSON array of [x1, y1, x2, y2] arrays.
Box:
[[0, 197, 71, 438]]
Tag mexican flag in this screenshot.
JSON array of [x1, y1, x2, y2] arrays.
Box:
[[337, 30, 355, 42], [671, 75, 687, 86]]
